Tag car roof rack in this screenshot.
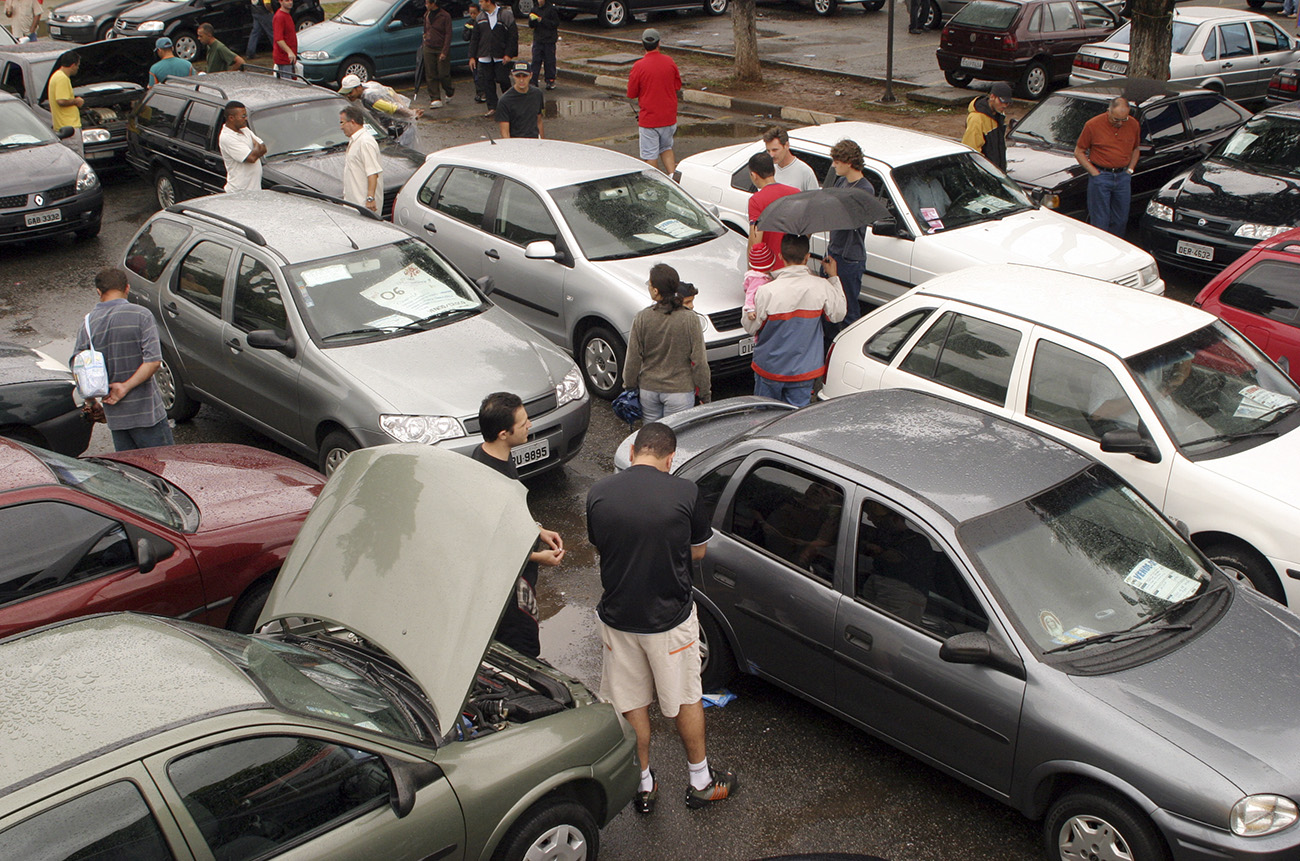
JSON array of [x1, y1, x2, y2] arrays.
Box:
[[237, 63, 316, 87], [160, 79, 230, 100], [165, 204, 267, 245], [270, 185, 382, 221]]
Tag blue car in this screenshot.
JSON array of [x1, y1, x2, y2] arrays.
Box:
[[296, 0, 471, 85]]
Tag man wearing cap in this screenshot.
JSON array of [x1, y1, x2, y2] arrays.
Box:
[[468, 0, 518, 116], [627, 28, 680, 174], [960, 82, 1012, 172], [149, 38, 194, 86], [340, 74, 424, 148], [496, 61, 543, 138], [1074, 96, 1140, 237], [272, 0, 298, 79]]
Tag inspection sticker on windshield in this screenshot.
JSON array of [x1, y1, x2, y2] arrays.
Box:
[[1125, 559, 1200, 602], [1234, 385, 1295, 420], [655, 218, 695, 239], [1052, 626, 1100, 646], [299, 264, 351, 287], [361, 264, 476, 318]]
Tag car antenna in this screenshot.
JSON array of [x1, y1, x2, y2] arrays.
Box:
[[324, 212, 359, 249]]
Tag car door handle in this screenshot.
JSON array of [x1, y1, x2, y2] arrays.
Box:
[[485, 248, 500, 260], [1261, 57, 1272, 64], [1222, 62, 1233, 68], [163, 301, 180, 317], [423, 222, 438, 233], [845, 626, 873, 650], [225, 337, 242, 353]]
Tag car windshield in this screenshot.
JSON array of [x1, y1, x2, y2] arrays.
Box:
[[1104, 20, 1197, 53], [950, 0, 1020, 29], [332, 0, 394, 25], [1010, 94, 1107, 148], [962, 467, 1215, 654], [548, 170, 726, 261], [1215, 113, 1300, 176], [287, 238, 486, 344], [252, 98, 385, 158], [1125, 321, 1300, 453], [182, 623, 423, 742], [892, 152, 1033, 233], [24, 446, 189, 531], [0, 101, 56, 147]]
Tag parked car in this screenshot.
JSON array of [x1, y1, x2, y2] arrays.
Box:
[[551, 0, 727, 28], [0, 36, 152, 167], [47, 0, 145, 43], [111, 0, 323, 62], [1140, 100, 1300, 276], [1005, 79, 1251, 220], [126, 69, 422, 217], [820, 263, 1300, 603], [121, 187, 590, 475], [937, 0, 1121, 98], [0, 437, 323, 638], [297, 0, 470, 85], [393, 139, 752, 399], [618, 387, 1300, 861], [770, 0, 886, 16], [1266, 61, 1299, 104], [1070, 7, 1299, 104], [0, 91, 102, 244], [0, 342, 92, 456], [1193, 227, 1300, 382], [0, 445, 638, 861], [673, 121, 1163, 311]]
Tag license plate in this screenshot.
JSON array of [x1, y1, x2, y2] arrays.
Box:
[[960, 57, 983, 70], [24, 210, 61, 228], [512, 438, 550, 468], [1102, 60, 1127, 73], [48, 24, 61, 34], [738, 337, 754, 356], [1176, 240, 1214, 262]]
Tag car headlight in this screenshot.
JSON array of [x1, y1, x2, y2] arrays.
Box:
[[379, 414, 466, 444], [1231, 795, 1298, 837], [1139, 262, 1158, 285], [138, 20, 164, 31], [299, 50, 329, 60], [1235, 223, 1288, 241], [1146, 200, 1173, 222], [75, 162, 98, 192], [81, 128, 111, 144], [556, 364, 585, 406], [66, 13, 94, 22]]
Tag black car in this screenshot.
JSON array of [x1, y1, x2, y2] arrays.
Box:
[[1141, 100, 1300, 276], [0, 340, 93, 456], [0, 92, 103, 244], [0, 37, 152, 168], [47, 0, 144, 43], [112, 0, 323, 62], [552, 0, 727, 28], [1005, 79, 1252, 221], [125, 70, 423, 218]]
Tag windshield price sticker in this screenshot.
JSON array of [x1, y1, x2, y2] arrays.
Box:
[[1125, 558, 1200, 603], [655, 218, 695, 239], [1234, 385, 1295, 420], [1053, 626, 1100, 646], [300, 264, 351, 287], [362, 264, 477, 318]]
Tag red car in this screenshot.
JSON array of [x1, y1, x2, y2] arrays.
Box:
[[0, 440, 324, 639], [1193, 226, 1300, 383]]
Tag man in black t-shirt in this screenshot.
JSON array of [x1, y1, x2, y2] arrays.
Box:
[[495, 61, 544, 139], [586, 422, 737, 815], [469, 392, 565, 658]]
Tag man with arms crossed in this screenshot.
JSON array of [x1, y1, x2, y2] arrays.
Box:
[[219, 102, 266, 192]]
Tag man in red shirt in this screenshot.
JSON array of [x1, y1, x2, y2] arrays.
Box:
[[1074, 96, 1140, 237], [272, 0, 297, 79], [627, 29, 680, 174], [745, 151, 798, 272]]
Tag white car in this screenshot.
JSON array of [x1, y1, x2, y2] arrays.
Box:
[[393, 140, 751, 399], [673, 121, 1164, 309], [821, 263, 1300, 604], [1070, 7, 1299, 103]]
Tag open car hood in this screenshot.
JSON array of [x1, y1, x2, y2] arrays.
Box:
[[259, 444, 536, 735], [37, 37, 153, 99]]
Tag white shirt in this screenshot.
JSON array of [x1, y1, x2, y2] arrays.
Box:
[[343, 126, 383, 209], [219, 125, 264, 193], [775, 157, 819, 192]]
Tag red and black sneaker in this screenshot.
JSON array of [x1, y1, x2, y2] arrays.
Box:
[[684, 768, 738, 809]]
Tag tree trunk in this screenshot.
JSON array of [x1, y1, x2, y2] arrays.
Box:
[[1126, 0, 1175, 81], [732, 0, 762, 83]]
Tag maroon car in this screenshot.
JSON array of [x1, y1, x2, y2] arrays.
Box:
[[0, 440, 324, 639], [937, 0, 1121, 99]]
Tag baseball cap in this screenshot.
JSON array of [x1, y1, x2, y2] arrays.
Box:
[[642, 28, 660, 47], [155, 36, 173, 50], [339, 74, 362, 94], [990, 81, 1013, 102], [511, 61, 531, 76]]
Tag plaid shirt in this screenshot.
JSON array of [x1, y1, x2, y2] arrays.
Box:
[[72, 299, 166, 431]]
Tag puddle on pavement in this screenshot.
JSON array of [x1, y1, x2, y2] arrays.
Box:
[[676, 120, 767, 137], [543, 97, 633, 119], [538, 602, 602, 686]]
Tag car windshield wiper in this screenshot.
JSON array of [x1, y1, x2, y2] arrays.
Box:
[[1014, 129, 1053, 146], [321, 323, 424, 341], [410, 307, 478, 327], [1179, 426, 1283, 449], [335, 13, 358, 22], [1044, 583, 1225, 654]]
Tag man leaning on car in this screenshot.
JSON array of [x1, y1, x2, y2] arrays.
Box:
[[1074, 96, 1140, 237]]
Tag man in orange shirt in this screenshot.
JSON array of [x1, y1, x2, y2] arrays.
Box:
[[1074, 96, 1140, 237]]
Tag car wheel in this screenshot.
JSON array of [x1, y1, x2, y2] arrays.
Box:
[[338, 55, 375, 84], [1246, 0, 1265, 7], [862, 0, 884, 9], [318, 430, 360, 475], [491, 799, 598, 861], [1204, 541, 1285, 604], [698, 607, 738, 691], [95, 20, 114, 41], [513, 0, 535, 14], [924, 0, 942, 28], [157, 356, 201, 422], [296, 14, 319, 30], [1044, 788, 1169, 861], [171, 30, 199, 62], [705, 0, 728, 14], [944, 69, 973, 88], [557, 6, 578, 17], [227, 578, 274, 634], [577, 323, 625, 399], [599, 0, 628, 27], [153, 167, 179, 210], [1017, 59, 1050, 99], [813, 0, 837, 14]]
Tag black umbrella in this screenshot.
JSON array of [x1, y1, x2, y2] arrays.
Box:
[[755, 187, 891, 235]]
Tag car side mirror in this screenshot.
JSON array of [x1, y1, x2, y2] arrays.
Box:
[[476, 275, 495, 296], [246, 329, 297, 358], [524, 239, 560, 260], [136, 537, 156, 574], [939, 631, 1025, 679], [384, 756, 443, 819], [870, 217, 899, 237], [386, 18, 403, 29], [56, 125, 76, 140], [1099, 428, 1161, 463]]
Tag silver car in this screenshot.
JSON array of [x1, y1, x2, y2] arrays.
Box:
[[393, 139, 752, 399], [122, 188, 589, 474]]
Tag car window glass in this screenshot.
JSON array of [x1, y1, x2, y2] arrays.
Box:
[[1202, 28, 1218, 61], [1182, 96, 1243, 136], [1077, 0, 1113, 28], [792, 149, 832, 186], [1140, 101, 1187, 144], [1028, 5, 1042, 32], [251, 99, 385, 158], [168, 736, 391, 861], [135, 93, 186, 134], [493, 179, 559, 247], [178, 100, 221, 148], [892, 153, 1032, 232], [232, 255, 287, 334], [0, 502, 134, 607], [899, 311, 1022, 406], [950, 0, 1019, 28], [1219, 22, 1253, 58], [175, 240, 232, 318], [434, 167, 495, 228], [1219, 260, 1300, 327], [729, 463, 843, 585], [855, 499, 988, 637], [1046, 1, 1080, 30], [0, 781, 172, 861], [125, 219, 192, 282], [697, 458, 742, 525], [0, 61, 24, 99], [865, 308, 934, 363], [395, 0, 424, 26], [1250, 20, 1286, 53], [415, 164, 450, 207], [1010, 94, 1107, 148], [730, 163, 756, 193], [1027, 340, 1139, 440], [1218, 114, 1300, 171]]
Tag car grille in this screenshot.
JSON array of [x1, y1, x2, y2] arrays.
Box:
[[1175, 211, 1233, 235], [1111, 271, 1142, 290], [0, 184, 76, 211], [0, 193, 26, 210], [708, 307, 744, 332], [709, 352, 755, 377], [115, 18, 137, 32], [45, 184, 77, 202], [461, 390, 559, 435]]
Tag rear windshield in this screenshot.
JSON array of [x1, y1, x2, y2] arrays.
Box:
[[950, 0, 1021, 29], [1105, 20, 1197, 53]]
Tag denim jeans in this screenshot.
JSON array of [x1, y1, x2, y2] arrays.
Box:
[[753, 376, 815, 407], [831, 255, 866, 328], [640, 389, 695, 421], [247, 8, 274, 56], [111, 419, 174, 452], [1086, 169, 1131, 237]]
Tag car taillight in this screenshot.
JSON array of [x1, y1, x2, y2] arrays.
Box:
[[1002, 33, 1017, 50], [1073, 54, 1101, 70], [1275, 74, 1298, 94]]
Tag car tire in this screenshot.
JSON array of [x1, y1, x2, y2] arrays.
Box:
[[157, 356, 201, 422], [698, 606, 737, 691], [944, 69, 973, 88], [338, 55, 375, 84], [557, 7, 578, 17], [925, 0, 942, 28], [705, 0, 728, 15], [1044, 788, 1169, 861], [95, 20, 114, 41], [599, 0, 628, 27], [319, 430, 360, 475], [1204, 541, 1285, 604], [227, 578, 274, 634], [1246, 0, 1265, 7], [813, 0, 838, 14], [153, 167, 179, 210], [171, 30, 200, 62], [577, 323, 625, 399], [513, 0, 535, 14], [296, 14, 320, 30], [492, 799, 598, 861], [862, 0, 884, 9], [1017, 59, 1050, 99]]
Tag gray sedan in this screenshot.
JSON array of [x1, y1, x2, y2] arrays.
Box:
[[631, 389, 1300, 861]]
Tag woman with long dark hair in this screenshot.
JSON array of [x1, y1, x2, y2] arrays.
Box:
[[623, 263, 711, 420]]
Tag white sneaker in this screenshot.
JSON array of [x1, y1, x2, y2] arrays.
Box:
[[444, 94, 453, 102], [430, 100, 444, 108]]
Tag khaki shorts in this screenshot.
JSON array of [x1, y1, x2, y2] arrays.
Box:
[[598, 605, 702, 718]]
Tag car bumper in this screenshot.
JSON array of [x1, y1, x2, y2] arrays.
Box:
[[298, 60, 340, 85], [705, 331, 756, 378], [936, 49, 1025, 80], [47, 21, 101, 41], [0, 188, 102, 245], [1154, 808, 1300, 860], [1140, 215, 1254, 276], [1070, 69, 1119, 87]]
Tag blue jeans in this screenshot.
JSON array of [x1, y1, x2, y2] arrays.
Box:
[[754, 376, 815, 407], [831, 254, 866, 328], [111, 419, 174, 452], [1086, 169, 1131, 237], [275, 63, 295, 79], [247, 9, 274, 56], [640, 389, 694, 421]]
